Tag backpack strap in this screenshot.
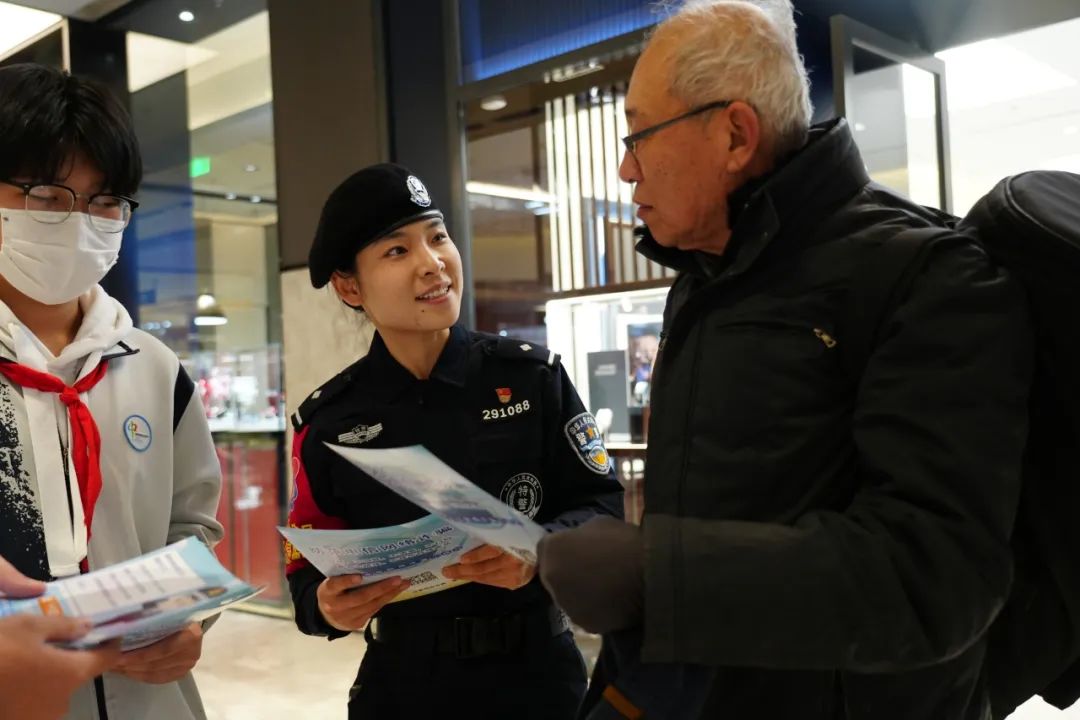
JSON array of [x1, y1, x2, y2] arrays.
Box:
[[841, 227, 955, 380]]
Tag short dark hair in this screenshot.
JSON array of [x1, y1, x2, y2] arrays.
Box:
[[0, 63, 142, 196]]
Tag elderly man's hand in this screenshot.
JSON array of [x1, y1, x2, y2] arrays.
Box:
[[538, 516, 644, 634]]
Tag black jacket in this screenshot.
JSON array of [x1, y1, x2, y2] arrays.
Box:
[[286, 325, 623, 637], [637, 119, 1033, 718]]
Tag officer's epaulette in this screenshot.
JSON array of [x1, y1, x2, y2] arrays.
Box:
[[493, 337, 559, 367], [291, 370, 353, 431]]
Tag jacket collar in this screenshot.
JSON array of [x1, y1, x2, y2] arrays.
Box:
[[0, 338, 139, 364], [365, 324, 471, 401], [637, 117, 871, 280]]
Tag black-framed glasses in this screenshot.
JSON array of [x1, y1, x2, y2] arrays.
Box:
[[622, 100, 734, 156], [0, 180, 139, 233]]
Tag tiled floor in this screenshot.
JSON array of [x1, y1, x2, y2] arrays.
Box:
[[194, 610, 364, 720], [194, 610, 1076, 719]]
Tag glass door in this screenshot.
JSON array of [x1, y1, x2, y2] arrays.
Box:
[[831, 15, 953, 212]]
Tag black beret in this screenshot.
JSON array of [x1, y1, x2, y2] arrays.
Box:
[[308, 163, 443, 288]]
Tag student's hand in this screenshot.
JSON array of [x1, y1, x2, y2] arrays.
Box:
[[113, 623, 203, 684], [0, 615, 121, 720], [442, 545, 536, 590], [316, 575, 411, 632], [0, 554, 45, 597]]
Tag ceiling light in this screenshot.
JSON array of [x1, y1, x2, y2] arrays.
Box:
[[244, 164, 258, 173], [194, 294, 227, 326], [0, 3, 62, 58], [854, 122, 867, 132], [225, 192, 237, 200], [480, 95, 508, 112], [179, 10, 195, 22], [1066, 126, 1079, 136], [250, 195, 262, 204]]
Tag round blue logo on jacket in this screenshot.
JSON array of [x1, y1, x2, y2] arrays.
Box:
[[123, 415, 153, 452]]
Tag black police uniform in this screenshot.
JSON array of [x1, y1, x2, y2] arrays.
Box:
[[285, 163, 624, 719]]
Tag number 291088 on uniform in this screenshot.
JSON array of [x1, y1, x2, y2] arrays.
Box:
[[482, 400, 531, 421]]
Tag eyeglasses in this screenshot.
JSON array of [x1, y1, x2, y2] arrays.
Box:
[[622, 100, 734, 157], [0, 180, 139, 233]]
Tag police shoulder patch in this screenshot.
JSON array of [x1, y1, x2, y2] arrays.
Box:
[[292, 371, 353, 431], [493, 337, 558, 367], [564, 412, 612, 475]]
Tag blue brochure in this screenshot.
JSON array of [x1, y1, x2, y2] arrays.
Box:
[[0, 537, 260, 651]]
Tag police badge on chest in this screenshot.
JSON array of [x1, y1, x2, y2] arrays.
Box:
[[499, 473, 543, 518]]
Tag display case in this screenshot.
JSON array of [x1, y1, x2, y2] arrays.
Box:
[[546, 286, 669, 523], [181, 344, 288, 610], [183, 344, 286, 434], [546, 287, 667, 443]]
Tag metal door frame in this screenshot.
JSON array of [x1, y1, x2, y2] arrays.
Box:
[[831, 15, 954, 213]]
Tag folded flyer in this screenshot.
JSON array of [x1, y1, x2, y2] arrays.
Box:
[[326, 443, 547, 564], [0, 537, 261, 651], [279, 514, 483, 602]]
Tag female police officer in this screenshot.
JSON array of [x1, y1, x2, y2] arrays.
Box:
[[285, 163, 624, 719]]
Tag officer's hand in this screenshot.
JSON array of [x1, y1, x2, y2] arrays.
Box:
[[0, 615, 122, 720], [316, 575, 410, 632], [442, 545, 536, 590], [113, 622, 204, 684]]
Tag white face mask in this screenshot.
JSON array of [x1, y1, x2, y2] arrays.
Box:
[[0, 208, 123, 305]]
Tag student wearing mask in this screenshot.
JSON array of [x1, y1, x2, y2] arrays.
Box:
[[0, 63, 223, 720]]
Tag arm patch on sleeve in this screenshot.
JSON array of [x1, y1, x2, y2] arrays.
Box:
[[285, 426, 348, 574], [564, 412, 613, 475]]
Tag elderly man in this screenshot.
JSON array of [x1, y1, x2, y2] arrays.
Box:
[[538, 1, 1033, 718]]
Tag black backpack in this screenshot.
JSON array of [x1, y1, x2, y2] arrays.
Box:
[[842, 171, 1080, 718]]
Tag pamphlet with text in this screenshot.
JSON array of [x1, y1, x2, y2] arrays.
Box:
[[0, 537, 261, 650]]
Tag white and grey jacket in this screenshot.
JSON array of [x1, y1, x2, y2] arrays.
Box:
[[0, 285, 224, 720]]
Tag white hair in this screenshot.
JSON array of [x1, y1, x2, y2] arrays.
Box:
[[651, 0, 813, 156]]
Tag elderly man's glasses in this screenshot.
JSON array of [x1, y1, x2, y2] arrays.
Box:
[[0, 180, 138, 233], [622, 100, 734, 158]]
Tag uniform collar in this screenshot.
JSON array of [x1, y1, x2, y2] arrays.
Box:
[[366, 324, 471, 399], [636, 117, 871, 280]]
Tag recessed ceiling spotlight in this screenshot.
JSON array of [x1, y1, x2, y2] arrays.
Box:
[[480, 95, 508, 112]]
